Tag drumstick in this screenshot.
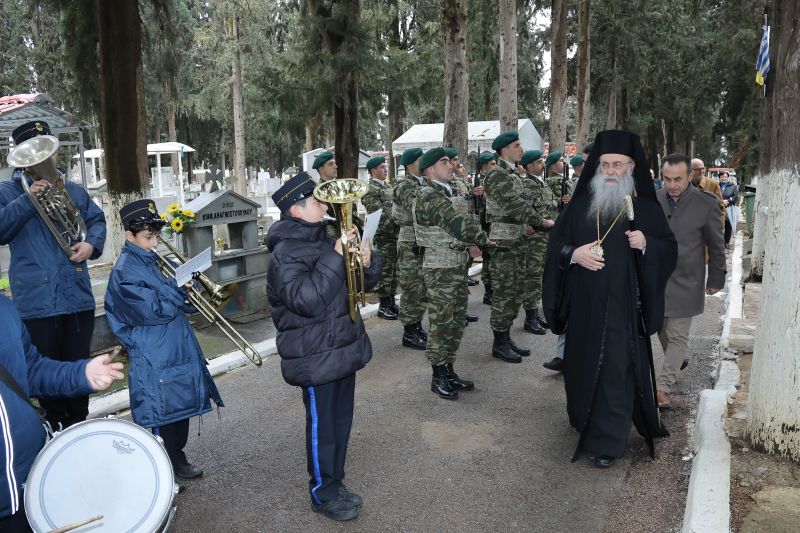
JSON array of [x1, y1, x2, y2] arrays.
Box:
[[47, 515, 103, 533]]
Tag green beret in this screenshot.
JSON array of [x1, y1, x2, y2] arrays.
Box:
[[399, 148, 423, 167], [478, 151, 498, 166], [520, 150, 543, 167], [366, 156, 385, 170], [312, 151, 334, 169], [545, 151, 563, 168], [491, 130, 519, 151], [569, 155, 585, 167], [444, 147, 459, 160], [418, 147, 447, 172]]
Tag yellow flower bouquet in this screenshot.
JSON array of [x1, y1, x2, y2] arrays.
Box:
[[160, 204, 195, 236]]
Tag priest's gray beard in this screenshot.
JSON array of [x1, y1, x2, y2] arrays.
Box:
[[588, 170, 635, 224]]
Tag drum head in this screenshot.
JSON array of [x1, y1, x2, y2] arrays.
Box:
[[25, 418, 175, 533]]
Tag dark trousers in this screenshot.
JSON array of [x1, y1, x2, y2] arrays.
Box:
[[23, 310, 94, 429], [153, 418, 191, 467], [0, 504, 32, 533], [301, 374, 355, 505]]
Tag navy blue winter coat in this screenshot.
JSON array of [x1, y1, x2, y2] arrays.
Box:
[[0, 294, 94, 519], [0, 170, 106, 319], [104, 242, 223, 428], [266, 217, 382, 387]]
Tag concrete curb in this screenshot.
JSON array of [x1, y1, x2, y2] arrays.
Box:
[[681, 231, 745, 533], [89, 263, 484, 418]]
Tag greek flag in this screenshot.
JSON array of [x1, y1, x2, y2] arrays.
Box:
[[755, 24, 770, 86]]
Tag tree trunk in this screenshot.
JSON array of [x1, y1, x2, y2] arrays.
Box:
[[606, 49, 618, 129], [575, 0, 591, 150], [95, 0, 149, 259], [747, 0, 800, 460], [231, 12, 247, 196], [442, 0, 469, 156], [387, 0, 405, 182], [549, 0, 568, 152], [334, 67, 360, 180], [167, 97, 179, 181], [498, 0, 518, 132]]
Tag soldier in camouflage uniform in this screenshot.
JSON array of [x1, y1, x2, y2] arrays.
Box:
[[444, 148, 480, 323], [476, 151, 497, 305], [412, 148, 490, 400], [361, 156, 400, 320], [545, 151, 576, 213], [483, 131, 555, 363], [519, 150, 557, 335], [393, 148, 428, 350]]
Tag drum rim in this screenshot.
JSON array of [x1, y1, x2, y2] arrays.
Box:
[[24, 417, 176, 532]]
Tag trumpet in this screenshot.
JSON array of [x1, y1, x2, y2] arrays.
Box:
[[154, 237, 263, 367], [314, 178, 368, 322], [7, 133, 87, 256]]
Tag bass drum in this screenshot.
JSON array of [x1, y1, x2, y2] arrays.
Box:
[[25, 417, 178, 532]]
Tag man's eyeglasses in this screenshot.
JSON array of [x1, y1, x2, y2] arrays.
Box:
[[599, 161, 633, 171]]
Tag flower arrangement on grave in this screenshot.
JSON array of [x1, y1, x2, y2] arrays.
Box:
[[160, 203, 195, 236]]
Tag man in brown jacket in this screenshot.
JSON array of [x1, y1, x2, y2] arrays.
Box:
[[656, 154, 727, 408]]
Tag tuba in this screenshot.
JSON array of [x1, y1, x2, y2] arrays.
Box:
[[6, 133, 88, 257], [314, 178, 368, 322], [153, 236, 263, 367]]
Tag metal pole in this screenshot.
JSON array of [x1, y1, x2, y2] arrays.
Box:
[[157, 153, 163, 197], [177, 149, 185, 205], [78, 127, 87, 189]]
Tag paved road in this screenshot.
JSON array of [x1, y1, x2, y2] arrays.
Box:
[[169, 278, 724, 532]]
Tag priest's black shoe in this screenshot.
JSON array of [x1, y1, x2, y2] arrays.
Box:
[[415, 321, 428, 342], [174, 462, 203, 479], [445, 362, 474, 391], [465, 313, 479, 323], [523, 309, 546, 335], [466, 278, 479, 286], [508, 336, 531, 357], [402, 323, 426, 350], [431, 364, 459, 400], [377, 297, 398, 320], [491, 330, 522, 363], [312, 495, 360, 521], [543, 357, 564, 372], [594, 456, 616, 468]]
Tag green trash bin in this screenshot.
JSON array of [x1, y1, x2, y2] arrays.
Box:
[[742, 183, 757, 234]]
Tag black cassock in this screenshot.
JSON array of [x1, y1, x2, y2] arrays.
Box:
[[543, 188, 677, 461]]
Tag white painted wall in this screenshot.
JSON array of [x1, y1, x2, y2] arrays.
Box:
[[747, 168, 800, 459]]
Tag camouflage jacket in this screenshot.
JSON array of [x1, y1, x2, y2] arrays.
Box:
[[361, 178, 399, 241], [484, 159, 544, 229], [546, 171, 575, 200], [392, 173, 425, 242], [523, 173, 559, 236]]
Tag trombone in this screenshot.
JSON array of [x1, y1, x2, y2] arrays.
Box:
[[154, 237, 263, 367]]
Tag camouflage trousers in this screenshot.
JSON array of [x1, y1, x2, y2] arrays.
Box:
[[489, 241, 524, 331], [481, 246, 492, 288], [422, 266, 468, 366], [396, 240, 427, 325], [373, 234, 398, 297], [520, 236, 547, 310]]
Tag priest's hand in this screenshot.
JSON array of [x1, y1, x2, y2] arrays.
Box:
[[572, 241, 605, 271], [625, 230, 646, 251]]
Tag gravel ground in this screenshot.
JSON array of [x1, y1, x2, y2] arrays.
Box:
[[166, 277, 725, 532]]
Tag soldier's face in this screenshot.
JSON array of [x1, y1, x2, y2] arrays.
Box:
[[449, 157, 460, 172], [503, 141, 524, 164], [428, 157, 452, 181], [481, 160, 497, 173], [531, 160, 545, 175], [371, 163, 388, 180], [319, 159, 338, 180], [574, 164, 584, 176]]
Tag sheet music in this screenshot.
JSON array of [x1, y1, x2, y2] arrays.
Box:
[[174, 247, 213, 286], [362, 208, 382, 246]]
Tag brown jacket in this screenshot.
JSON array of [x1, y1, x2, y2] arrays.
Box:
[[656, 185, 726, 318]]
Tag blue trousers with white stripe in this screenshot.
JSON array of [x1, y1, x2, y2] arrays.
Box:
[[301, 374, 356, 505]]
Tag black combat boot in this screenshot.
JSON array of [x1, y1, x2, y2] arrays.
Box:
[[492, 330, 522, 363], [388, 295, 400, 314], [444, 363, 474, 391], [402, 323, 426, 350], [536, 311, 549, 330], [415, 321, 429, 342], [483, 281, 493, 305], [377, 296, 399, 320], [523, 309, 546, 335], [465, 313, 479, 323], [508, 335, 531, 357], [466, 277, 479, 286], [431, 364, 458, 400]]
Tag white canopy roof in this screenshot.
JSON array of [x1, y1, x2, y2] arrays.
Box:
[[72, 142, 196, 159], [391, 119, 543, 156]]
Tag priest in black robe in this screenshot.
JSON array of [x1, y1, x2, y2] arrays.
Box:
[[542, 130, 678, 468]]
